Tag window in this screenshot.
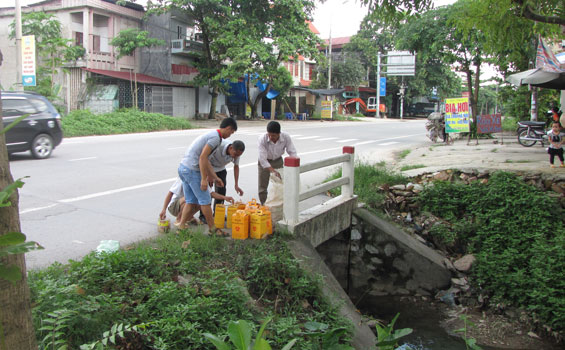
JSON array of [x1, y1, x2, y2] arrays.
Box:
[[92, 35, 101, 52], [74, 32, 83, 46], [2, 98, 38, 117], [177, 26, 183, 39]]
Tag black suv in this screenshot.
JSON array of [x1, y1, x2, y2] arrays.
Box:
[[2, 91, 63, 159]]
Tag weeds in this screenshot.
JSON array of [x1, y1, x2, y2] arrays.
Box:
[[61, 108, 194, 137], [418, 172, 565, 333], [400, 164, 426, 171], [398, 149, 411, 159], [29, 232, 352, 349], [326, 162, 408, 208]]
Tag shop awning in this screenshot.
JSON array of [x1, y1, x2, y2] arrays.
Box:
[[83, 68, 188, 87]]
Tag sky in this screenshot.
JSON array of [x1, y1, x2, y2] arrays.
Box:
[[312, 0, 456, 39]]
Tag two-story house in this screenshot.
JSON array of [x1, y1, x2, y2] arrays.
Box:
[[0, 0, 200, 117]]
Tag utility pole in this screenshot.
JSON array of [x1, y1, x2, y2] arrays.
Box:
[[376, 53, 381, 118], [15, 0, 23, 91], [327, 27, 332, 89]]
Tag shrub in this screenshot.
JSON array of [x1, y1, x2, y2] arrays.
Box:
[[418, 172, 565, 332], [61, 108, 194, 137], [29, 232, 352, 349]]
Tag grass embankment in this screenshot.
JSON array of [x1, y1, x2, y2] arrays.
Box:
[[29, 232, 352, 349], [61, 109, 195, 137], [330, 162, 565, 339]]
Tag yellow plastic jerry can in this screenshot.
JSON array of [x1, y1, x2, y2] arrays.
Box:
[[231, 210, 249, 240], [250, 210, 268, 239], [260, 206, 273, 235], [226, 205, 238, 229], [214, 203, 225, 229]]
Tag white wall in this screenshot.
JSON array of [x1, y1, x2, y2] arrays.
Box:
[[173, 87, 195, 119]]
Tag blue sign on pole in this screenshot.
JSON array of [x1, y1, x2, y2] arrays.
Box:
[[379, 77, 386, 96]]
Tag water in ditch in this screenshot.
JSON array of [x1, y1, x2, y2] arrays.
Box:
[[355, 295, 509, 350]]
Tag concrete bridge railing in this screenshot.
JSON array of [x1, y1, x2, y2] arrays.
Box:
[[278, 146, 358, 247]]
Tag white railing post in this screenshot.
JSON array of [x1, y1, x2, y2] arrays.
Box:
[[283, 156, 300, 225], [341, 146, 355, 197]]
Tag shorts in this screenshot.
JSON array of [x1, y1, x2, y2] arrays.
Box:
[[168, 198, 182, 217], [178, 164, 212, 205]]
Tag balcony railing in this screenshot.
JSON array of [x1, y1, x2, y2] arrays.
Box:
[[171, 38, 204, 55]]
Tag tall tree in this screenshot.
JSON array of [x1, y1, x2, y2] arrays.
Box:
[[239, 0, 322, 118], [111, 28, 165, 108], [150, 0, 250, 119], [360, 0, 564, 25], [10, 12, 84, 99], [0, 62, 38, 350], [394, 3, 490, 128]]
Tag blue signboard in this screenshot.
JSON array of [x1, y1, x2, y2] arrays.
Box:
[[379, 77, 386, 96]]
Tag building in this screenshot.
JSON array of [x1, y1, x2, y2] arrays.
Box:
[[0, 0, 202, 117]]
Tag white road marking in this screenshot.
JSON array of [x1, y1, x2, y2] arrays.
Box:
[[354, 140, 378, 146], [316, 137, 338, 141], [20, 204, 58, 214], [295, 136, 320, 140], [68, 157, 97, 162], [337, 139, 358, 143], [19, 132, 425, 214], [378, 141, 400, 146], [59, 178, 177, 203], [72, 240, 85, 244]]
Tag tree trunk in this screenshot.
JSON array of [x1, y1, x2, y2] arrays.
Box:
[[0, 91, 38, 350], [209, 86, 218, 119], [252, 84, 270, 119]]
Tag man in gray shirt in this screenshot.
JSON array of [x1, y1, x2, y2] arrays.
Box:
[[209, 140, 245, 209], [177, 118, 237, 234]]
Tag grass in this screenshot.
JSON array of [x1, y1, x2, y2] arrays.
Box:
[[326, 161, 408, 208], [61, 108, 195, 137], [29, 231, 353, 349], [502, 116, 520, 132], [400, 164, 426, 171], [491, 148, 498, 153], [504, 159, 532, 163], [398, 149, 411, 159]]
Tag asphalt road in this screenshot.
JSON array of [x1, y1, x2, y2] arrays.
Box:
[[8, 118, 427, 269]]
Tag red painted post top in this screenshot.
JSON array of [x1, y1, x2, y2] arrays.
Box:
[[284, 156, 300, 167], [343, 146, 355, 154]]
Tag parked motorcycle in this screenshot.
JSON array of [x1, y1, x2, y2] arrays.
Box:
[[516, 121, 547, 147]]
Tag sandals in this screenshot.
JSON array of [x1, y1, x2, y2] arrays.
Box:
[[213, 227, 229, 237]]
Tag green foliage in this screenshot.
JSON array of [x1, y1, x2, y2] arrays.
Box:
[[0, 174, 43, 284], [110, 29, 165, 59], [10, 12, 70, 100], [455, 314, 483, 350], [39, 309, 76, 350], [418, 172, 565, 332], [80, 323, 147, 350], [398, 150, 410, 159], [29, 232, 352, 349], [204, 317, 297, 350], [327, 162, 408, 208], [399, 164, 425, 171], [61, 109, 194, 137], [301, 321, 353, 350], [374, 313, 413, 350]]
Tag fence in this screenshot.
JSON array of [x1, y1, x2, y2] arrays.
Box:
[[283, 146, 355, 225]]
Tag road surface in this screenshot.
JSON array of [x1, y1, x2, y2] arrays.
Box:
[[8, 118, 427, 269]]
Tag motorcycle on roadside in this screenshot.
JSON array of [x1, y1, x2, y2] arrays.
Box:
[[516, 108, 564, 147], [516, 120, 547, 147]]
